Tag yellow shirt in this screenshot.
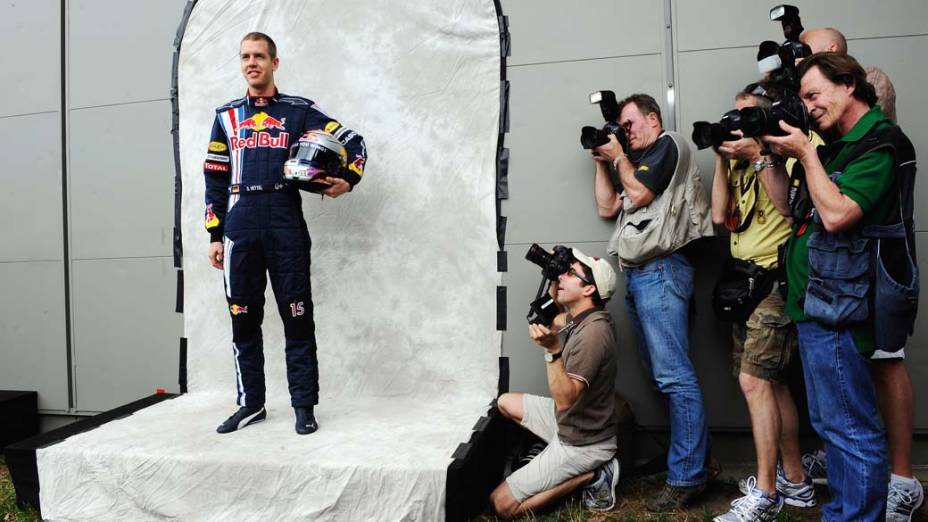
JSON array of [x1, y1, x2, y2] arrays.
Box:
[[728, 162, 790, 268], [728, 132, 825, 268]]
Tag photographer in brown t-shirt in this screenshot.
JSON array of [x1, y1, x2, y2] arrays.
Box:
[[490, 249, 621, 518]]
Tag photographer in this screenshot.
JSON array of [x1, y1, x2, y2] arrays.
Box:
[[797, 29, 921, 520], [490, 250, 620, 518], [709, 83, 819, 521], [591, 94, 714, 511], [762, 52, 897, 520]]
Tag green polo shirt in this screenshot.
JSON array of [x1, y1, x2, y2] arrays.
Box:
[[784, 106, 895, 353]]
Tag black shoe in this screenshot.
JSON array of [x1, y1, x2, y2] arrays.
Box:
[[294, 407, 318, 435], [646, 482, 706, 512], [216, 406, 266, 434]]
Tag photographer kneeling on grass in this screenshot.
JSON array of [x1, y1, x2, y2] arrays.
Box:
[[490, 248, 620, 518]]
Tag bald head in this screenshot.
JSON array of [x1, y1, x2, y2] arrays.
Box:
[[800, 28, 848, 55]]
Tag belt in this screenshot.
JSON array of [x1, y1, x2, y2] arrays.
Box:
[[228, 182, 289, 194]]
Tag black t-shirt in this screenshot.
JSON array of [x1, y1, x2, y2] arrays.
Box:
[[628, 133, 678, 196]]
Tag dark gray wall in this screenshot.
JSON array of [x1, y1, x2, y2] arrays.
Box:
[[0, 0, 185, 417], [500, 0, 928, 433]]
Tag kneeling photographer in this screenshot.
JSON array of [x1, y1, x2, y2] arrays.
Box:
[[588, 93, 714, 511], [490, 247, 620, 518], [762, 52, 919, 519]]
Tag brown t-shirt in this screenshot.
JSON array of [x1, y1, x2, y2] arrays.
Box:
[[556, 309, 618, 446]]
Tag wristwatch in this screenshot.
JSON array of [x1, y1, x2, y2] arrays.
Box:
[[544, 350, 562, 363], [752, 156, 782, 172]]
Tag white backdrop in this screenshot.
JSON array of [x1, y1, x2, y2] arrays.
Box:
[[37, 1, 502, 519]]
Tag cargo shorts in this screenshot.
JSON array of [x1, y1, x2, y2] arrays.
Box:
[[731, 283, 797, 382]]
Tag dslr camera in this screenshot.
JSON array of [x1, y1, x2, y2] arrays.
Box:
[[524, 243, 573, 325], [580, 90, 629, 152], [691, 87, 810, 150], [757, 5, 812, 92]]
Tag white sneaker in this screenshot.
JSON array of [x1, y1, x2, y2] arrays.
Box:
[[886, 476, 924, 522], [715, 476, 783, 522]]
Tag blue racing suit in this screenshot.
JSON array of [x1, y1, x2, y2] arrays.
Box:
[[203, 90, 367, 408]]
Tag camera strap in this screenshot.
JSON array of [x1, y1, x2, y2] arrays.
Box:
[[726, 165, 758, 233]]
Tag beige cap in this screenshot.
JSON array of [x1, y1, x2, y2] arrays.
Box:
[[571, 248, 617, 301]]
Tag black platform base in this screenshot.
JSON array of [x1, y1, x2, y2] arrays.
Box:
[[0, 391, 38, 451]]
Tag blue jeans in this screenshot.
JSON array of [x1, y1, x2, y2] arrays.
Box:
[[796, 321, 887, 521], [625, 252, 709, 486]]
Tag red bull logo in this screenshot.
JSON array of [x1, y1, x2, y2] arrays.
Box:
[[236, 112, 286, 132], [230, 131, 290, 151], [349, 155, 366, 177], [205, 204, 219, 228], [230, 304, 248, 315]]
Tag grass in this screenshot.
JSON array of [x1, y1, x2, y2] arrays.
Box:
[[0, 457, 40, 522], [477, 472, 823, 521]]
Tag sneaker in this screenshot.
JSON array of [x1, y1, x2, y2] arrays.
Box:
[[582, 458, 621, 512], [801, 449, 827, 485], [886, 476, 925, 522], [515, 441, 547, 471], [216, 406, 266, 434], [646, 482, 706, 512], [714, 477, 783, 522], [776, 464, 816, 507], [738, 466, 816, 507], [294, 406, 318, 435]]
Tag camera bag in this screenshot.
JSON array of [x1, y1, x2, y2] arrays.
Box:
[[712, 257, 776, 322]]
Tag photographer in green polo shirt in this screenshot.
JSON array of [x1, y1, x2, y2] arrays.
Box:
[[763, 52, 894, 520]]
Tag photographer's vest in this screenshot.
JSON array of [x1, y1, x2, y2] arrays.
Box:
[[607, 131, 714, 268]]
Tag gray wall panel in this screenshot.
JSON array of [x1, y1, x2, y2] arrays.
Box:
[[504, 56, 665, 246], [69, 101, 174, 260], [71, 257, 181, 413], [676, 0, 928, 52], [68, 0, 187, 109], [0, 0, 59, 116], [676, 47, 762, 203], [0, 261, 69, 412], [0, 112, 63, 262], [502, 0, 663, 65]]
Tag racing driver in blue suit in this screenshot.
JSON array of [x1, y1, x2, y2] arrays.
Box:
[[204, 32, 367, 435]]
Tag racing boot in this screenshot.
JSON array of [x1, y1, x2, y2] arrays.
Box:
[[294, 406, 319, 435], [216, 406, 266, 434]]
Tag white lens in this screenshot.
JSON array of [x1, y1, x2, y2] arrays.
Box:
[[770, 6, 785, 20], [589, 92, 602, 104]]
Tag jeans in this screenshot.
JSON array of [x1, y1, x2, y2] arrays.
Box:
[[796, 321, 887, 521], [625, 252, 709, 486]]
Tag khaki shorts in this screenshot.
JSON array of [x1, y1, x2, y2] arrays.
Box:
[[505, 394, 616, 502], [732, 284, 797, 383]]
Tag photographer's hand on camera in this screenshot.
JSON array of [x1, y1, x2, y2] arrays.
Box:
[[764, 120, 861, 232]]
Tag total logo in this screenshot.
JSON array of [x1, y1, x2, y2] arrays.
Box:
[[230, 304, 249, 315]]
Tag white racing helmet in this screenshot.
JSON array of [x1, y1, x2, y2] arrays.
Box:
[[283, 130, 348, 192]]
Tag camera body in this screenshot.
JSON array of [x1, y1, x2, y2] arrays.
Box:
[[580, 90, 629, 152], [757, 5, 812, 93], [525, 244, 574, 325]]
